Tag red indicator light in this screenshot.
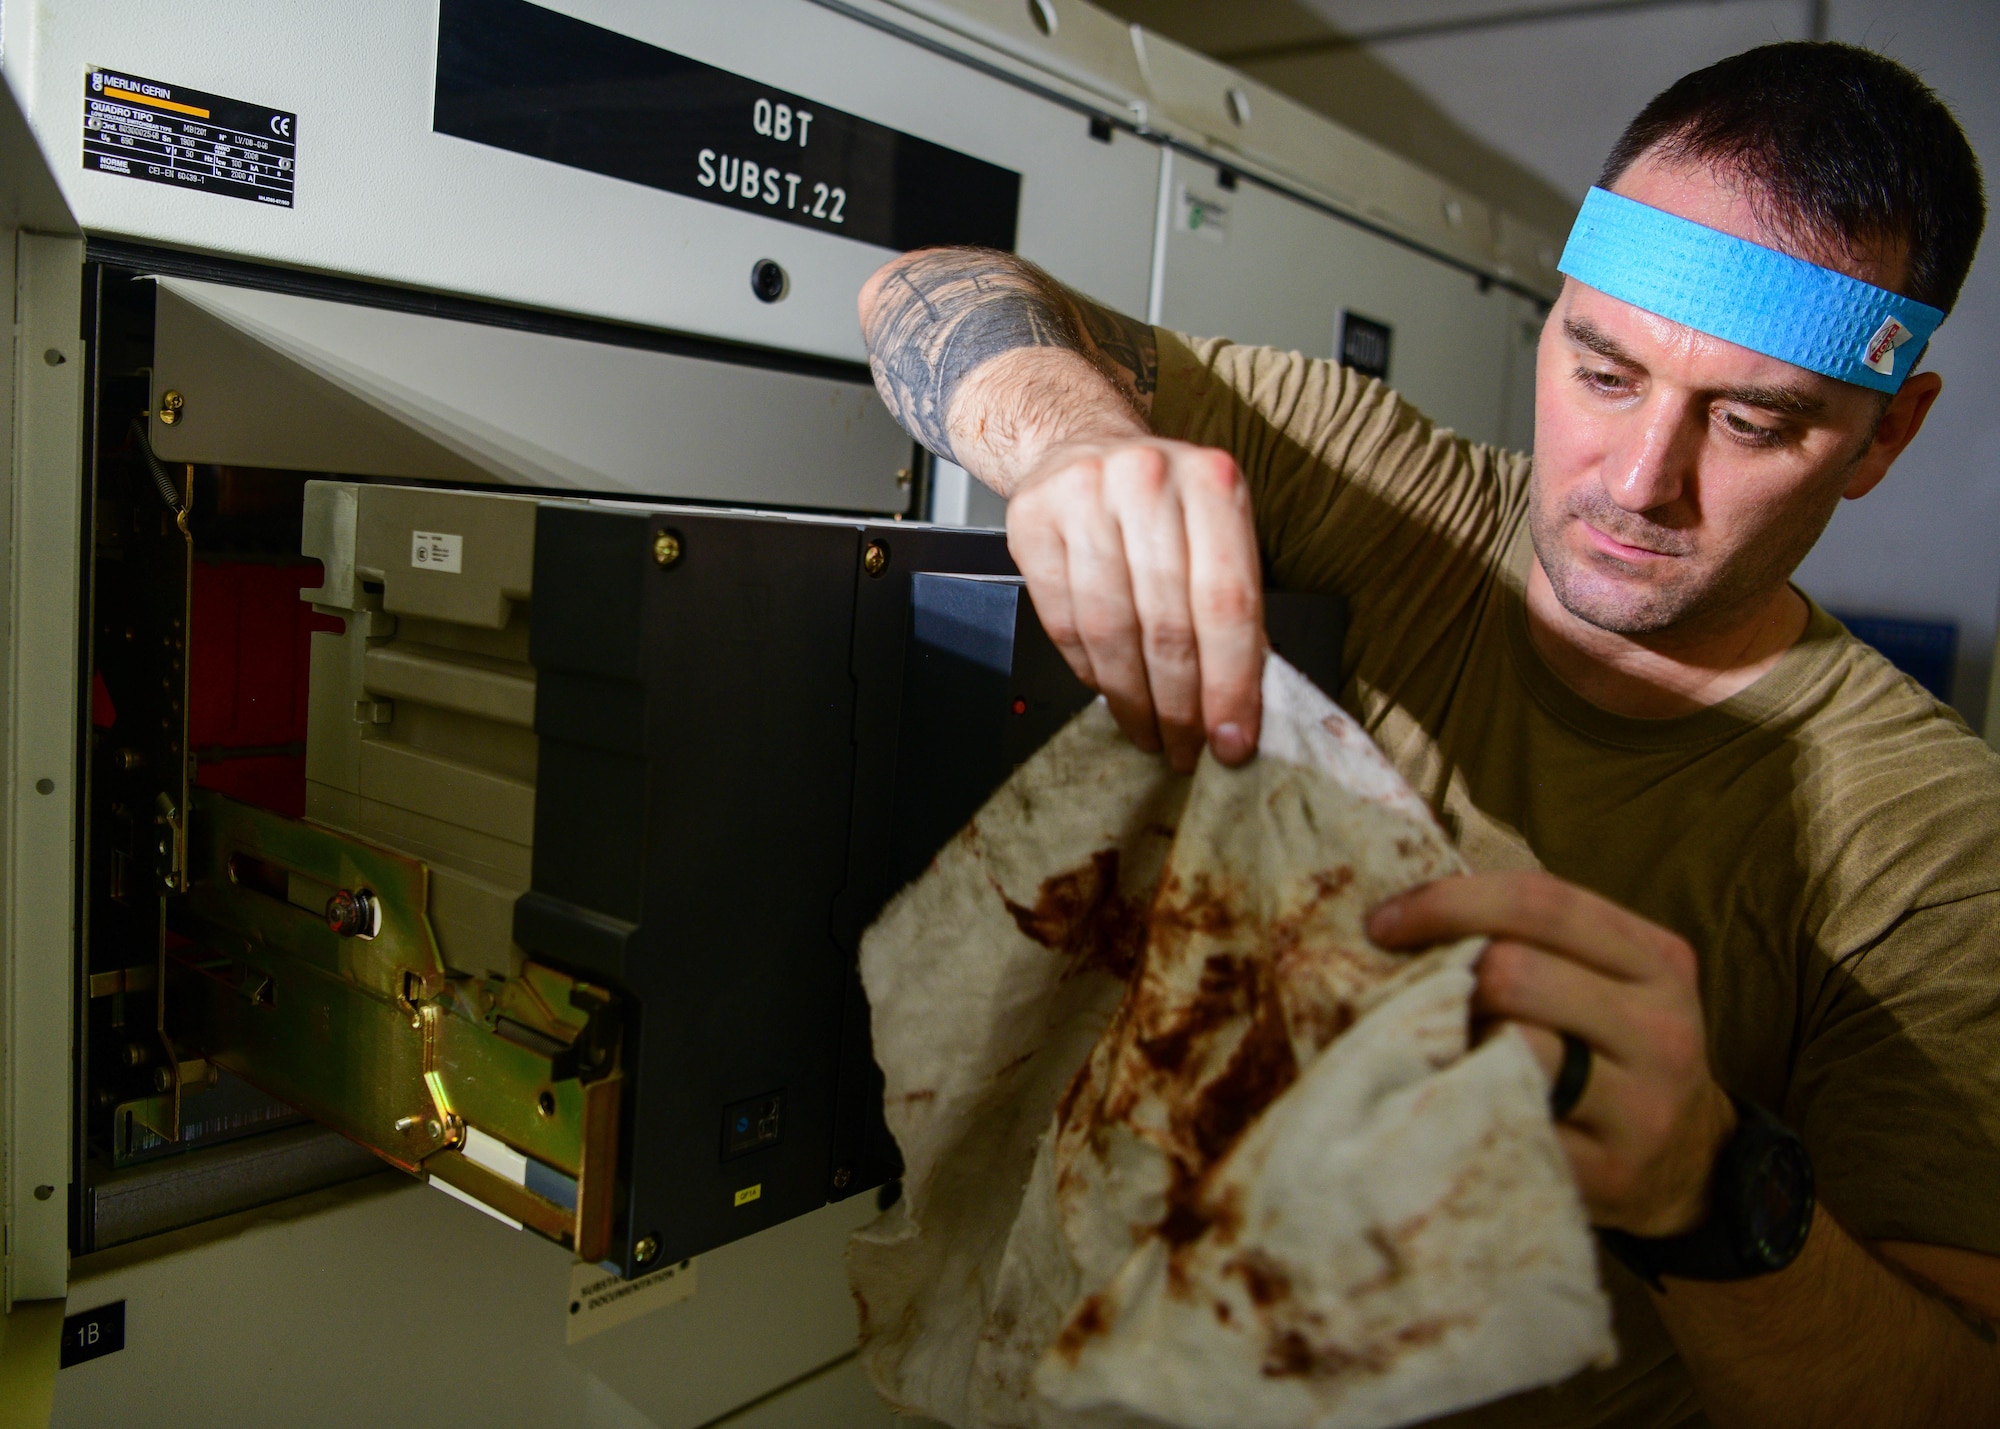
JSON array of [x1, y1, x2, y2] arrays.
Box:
[[1010, 698, 1027, 716]]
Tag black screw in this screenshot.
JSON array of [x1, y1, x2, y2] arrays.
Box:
[[750, 259, 788, 303], [536, 1089, 556, 1117]]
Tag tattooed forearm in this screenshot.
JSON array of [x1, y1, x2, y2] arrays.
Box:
[[859, 247, 1156, 464], [862, 250, 1071, 462], [1077, 298, 1158, 400]]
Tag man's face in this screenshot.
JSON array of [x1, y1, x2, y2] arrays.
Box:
[[1529, 153, 1912, 637]]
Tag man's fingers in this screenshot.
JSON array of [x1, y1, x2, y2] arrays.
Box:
[[1179, 448, 1264, 764], [1008, 491, 1097, 692], [1367, 871, 1681, 981], [1007, 438, 1266, 767], [1061, 473, 1160, 752], [1474, 941, 1642, 1064], [1476, 1017, 1626, 1132], [1480, 1015, 1563, 1081], [1104, 449, 1204, 772]]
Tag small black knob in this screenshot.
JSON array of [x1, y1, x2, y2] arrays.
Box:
[[325, 887, 378, 938], [750, 259, 789, 303]]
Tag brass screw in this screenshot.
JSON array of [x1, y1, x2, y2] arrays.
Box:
[[862, 540, 890, 577], [634, 1234, 661, 1265], [158, 390, 184, 426], [832, 1165, 853, 1190], [652, 529, 682, 568]]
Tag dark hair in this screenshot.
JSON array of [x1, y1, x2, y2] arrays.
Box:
[[1600, 42, 1985, 315]]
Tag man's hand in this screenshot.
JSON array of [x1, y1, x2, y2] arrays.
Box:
[[1366, 870, 1736, 1236], [1008, 433, 1264, 772], [857, 247, 1268, 772]]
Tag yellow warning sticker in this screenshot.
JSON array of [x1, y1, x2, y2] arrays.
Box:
[[733, 1183, 762, 1207]]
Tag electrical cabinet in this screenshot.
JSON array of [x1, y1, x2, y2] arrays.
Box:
[[1150, 149, 1522, 449], [0, 1, 1564, 1421]]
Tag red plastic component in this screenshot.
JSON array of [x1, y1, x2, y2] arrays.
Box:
[[91, 669, 117, 729], [195, 754, 314, 819], [187, 560, 340, 819]]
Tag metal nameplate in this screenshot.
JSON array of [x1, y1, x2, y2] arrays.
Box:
[[60, 1302, 126, 1369], [566, 1258, 696, 1345], [433, 0, 1020, 251], [83, 69, 296, 207]]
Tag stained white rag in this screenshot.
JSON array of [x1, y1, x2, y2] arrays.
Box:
[[850, 656, 1612, 1429]]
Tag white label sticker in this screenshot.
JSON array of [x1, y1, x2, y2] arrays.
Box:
[[566, 1257, 697, 1344], [1861, 316, 1914, 375], [411, 530, 463, 573], [1177, 183, 1228, 244]]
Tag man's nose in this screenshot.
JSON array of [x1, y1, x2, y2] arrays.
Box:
[[1603, 397, 1699, 514]]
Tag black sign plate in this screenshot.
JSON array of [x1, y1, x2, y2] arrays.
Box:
[[83, 70, 296, 207], [60, 1300, 125, 1368], [434, 0, 1020, 252], [1339, 311, 1393, 381]]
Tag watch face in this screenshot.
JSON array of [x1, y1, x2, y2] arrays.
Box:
[[1740, 1138, 1814, 1268]]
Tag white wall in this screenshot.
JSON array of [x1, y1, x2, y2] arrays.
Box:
[[1273, 0, 2000, 720]]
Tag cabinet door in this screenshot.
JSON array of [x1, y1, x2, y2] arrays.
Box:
[[0, 70, 83, 1308], [1152, 151, 1516, 449]]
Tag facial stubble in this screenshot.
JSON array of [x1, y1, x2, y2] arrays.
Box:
[[1526, 464, 1853, 638]]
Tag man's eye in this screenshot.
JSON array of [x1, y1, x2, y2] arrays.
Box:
[[1716, 409, 1785, 447], [1574, 366, 1630, 395]]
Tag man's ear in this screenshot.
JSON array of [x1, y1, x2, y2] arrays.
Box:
[[1844, 371, 1943, 500]]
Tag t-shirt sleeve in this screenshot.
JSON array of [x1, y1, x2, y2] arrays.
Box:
[[1787, 891, 2000, 1254], [1149, 331, 1533, 701]]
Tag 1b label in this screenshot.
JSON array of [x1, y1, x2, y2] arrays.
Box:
[[60, 1301, 125, 1368]]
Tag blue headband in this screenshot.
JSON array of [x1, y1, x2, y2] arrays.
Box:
[[1557, 186, 1942, 393]]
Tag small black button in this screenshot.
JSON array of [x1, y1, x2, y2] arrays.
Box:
[[750, 259, 788, 303]]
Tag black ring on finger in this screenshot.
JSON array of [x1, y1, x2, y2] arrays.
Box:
[[1549, 1033, 1592, 1120]]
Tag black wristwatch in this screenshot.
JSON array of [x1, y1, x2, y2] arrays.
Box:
[[1599, 1098, 1815, 1290]]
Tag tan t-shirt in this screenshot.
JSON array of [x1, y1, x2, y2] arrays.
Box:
[[1152, 330, 2000, 1428]]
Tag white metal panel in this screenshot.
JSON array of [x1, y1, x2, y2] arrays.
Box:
[[4, 0, 1159, 363], [1151, 150, 1516, 449], [1, 68, 82, 1313], [149, 278, 914, 510], [4, 235, 85, 1309], [52, 1182, 894, 1428], [863, 1, 1566, 300]]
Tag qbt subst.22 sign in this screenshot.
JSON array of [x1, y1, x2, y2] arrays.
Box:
[[434, 0, 1020, 252]]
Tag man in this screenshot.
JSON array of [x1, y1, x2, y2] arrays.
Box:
[[858, 41, 1999, 1428]]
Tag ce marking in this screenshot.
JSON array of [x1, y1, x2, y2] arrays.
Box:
[[271, 114, 292, 138]]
